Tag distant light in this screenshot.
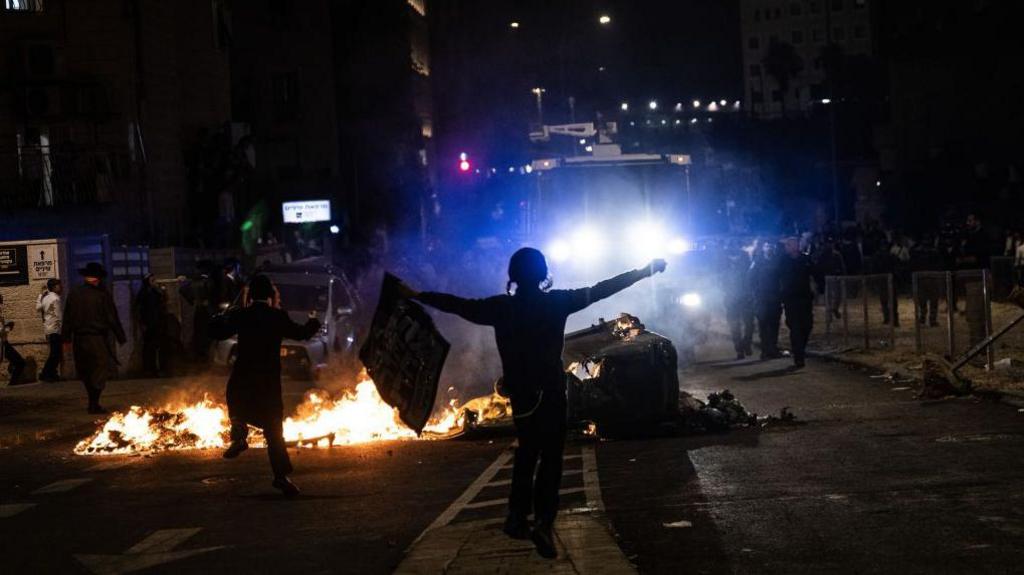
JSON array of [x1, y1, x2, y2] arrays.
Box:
[[690, 118, 698, 124], [599, 14, 611, 25], [629, 121, 635, 126], [674, 119, 681, 125], [719, 99, 728, 106], [733, 100, 741, 109], [669, 237, 690, 254], [674, 102, 683, 112], [875, 180, 881, 187], [524, 164, 533, 174], [571, 226, 605, 261], [692, 99, 701, 108], [708, 102, 719, 112], [661, 119, 667, 125], [548, 239, 572, 263], [627, 221, 667, 260], [598, 66, 606, 72], [508, 166, 515, 173], [820, 98, 832, 104], [648, 100, 658, 110], [620, 102, 629, 111], [510, 21, 520, 29], [240, 220, 254, 232], [679, 292, 702, 308], [585, 145, 593, 152], [459, 160, 471, 172], [579, 138, 587, 145], [542, 160, 551, 168], [329, 225, 340, 234], [459, 152, 467, 161]]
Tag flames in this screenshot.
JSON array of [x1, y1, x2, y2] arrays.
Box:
[[74, 376, 496, 456]]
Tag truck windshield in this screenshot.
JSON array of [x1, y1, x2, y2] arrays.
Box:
[[276, 284, 328, 313]]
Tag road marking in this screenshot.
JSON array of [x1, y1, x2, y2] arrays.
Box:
[[31, 478, 93, 494], [581, 445, 606, 512], [75, 528, 226, 575], [486, 468, 583, 487], [410, 447, 514, 546], [0, 503, 36, 518], [463, 487, 585, 510], [499, 453, 581, 470], [87, 460, 135, 472]]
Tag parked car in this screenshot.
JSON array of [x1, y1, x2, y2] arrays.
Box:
[[210, 265, 360, 380]]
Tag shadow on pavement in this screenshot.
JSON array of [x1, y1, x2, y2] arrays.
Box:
[[731, 366, 799, 382]]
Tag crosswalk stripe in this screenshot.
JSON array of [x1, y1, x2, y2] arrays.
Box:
[[0, 504, 36, 518], [463, 487, 585, 510], [486, 468, 583, 487], [499, 453, 581, 470], [31, 478, 93, 494]]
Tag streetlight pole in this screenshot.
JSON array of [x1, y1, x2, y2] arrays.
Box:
[[532, 87, 546, 125]]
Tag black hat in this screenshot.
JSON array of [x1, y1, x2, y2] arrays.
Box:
[[78, 262, 107, 278], [508, 247, 548, 287], [248, 274, 275, 301]]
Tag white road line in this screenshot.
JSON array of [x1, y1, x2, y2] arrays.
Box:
[[486, 468, 583, 487], [409, 447, 514, 546], [31, 478, 93, 494], [499, 453, 581, 470], [463, 487, 585, 510], [581, 445, 605, 512], [127, 528, 203, 554], [0, 503, 36, 518]]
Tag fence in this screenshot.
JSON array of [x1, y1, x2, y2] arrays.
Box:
[[911, 270, 994, 368], [823, 274, 896, 350]]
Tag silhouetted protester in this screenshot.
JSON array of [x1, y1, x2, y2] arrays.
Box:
[[136, 274, 168, 377], [721, 244, 754, 359], [751, 240, 783, 359], [402, 248, 667, 559], [814, 237, 846, 320], [1, 294, 27, 386], [778, 238, 815, 369], [219, 258, 244, 308], [912, 236, 942, 326], [178, 261, 215, 359], [209, 274, 320, 497], [36, 278, 64, 381], [61, 263, 127, 413]]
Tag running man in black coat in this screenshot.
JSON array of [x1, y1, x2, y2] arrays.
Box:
[[209, 274, 320, 496], [401, 248, 666, 559]]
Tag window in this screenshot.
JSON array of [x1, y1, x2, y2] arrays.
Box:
[[809, 1, 819, 14], [853, 24, 866, 39], [832, 0, 843, 10], [770, 89, 781, 102], [812, 28, 824, 43], [790, 3, 802, 16], [774, 8, 782, 18], [792, 30, 804, 44], [749, 64, 762, 77], [752, 90, 764, 103], [748, 36, 760, 49], [855, 0, 867, 8], [813, 56, 822, 70], [4, 0, 44, 11], [833, 26, 845, 40], [754, 9, 761, 21]]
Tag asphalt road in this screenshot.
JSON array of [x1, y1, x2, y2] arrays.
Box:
[[2, 343, 1023, 574]]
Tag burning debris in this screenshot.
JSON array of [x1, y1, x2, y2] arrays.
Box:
[[74, 376, 468, 456]]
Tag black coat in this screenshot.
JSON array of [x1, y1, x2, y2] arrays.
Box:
[[209, 302, 320, 425]]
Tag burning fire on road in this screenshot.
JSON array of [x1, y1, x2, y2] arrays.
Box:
[[74, 376, 484, 456]]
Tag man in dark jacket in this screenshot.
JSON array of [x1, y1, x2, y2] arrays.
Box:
[[721, 244, 754, 359], [209, 274, 320, 497], [778, 238, 815, 368], [402, 248, 666, 559], [750, 240, 783, 359], [136, 274, 167, 376], [61, 263, 127, 413]]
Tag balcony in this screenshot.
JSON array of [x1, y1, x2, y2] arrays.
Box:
[[0, 145, 134, 211]]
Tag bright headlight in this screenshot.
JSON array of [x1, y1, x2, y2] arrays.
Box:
[[679, 292, 702, 308], [548, 239, 572, 263], [627, 221, 667, 260], [570, 226, 605, 261], [669, 236, 690, 254]]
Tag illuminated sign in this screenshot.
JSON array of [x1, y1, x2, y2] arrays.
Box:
[[282, 200, 331, 223]]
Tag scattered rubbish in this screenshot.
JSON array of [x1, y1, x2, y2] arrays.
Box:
[[917, 355, 970, 399], [662, 520, 693, 528]]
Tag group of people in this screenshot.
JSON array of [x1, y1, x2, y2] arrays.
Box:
[[1, 279, 66, 387], [720, 237, 816, 368]]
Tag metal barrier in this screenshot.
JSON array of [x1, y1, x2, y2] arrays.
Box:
[[911, 269, 993, 368], [824, 274, 896, 350]]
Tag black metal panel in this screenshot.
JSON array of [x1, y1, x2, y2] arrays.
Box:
[[359, 273, 449, 434]]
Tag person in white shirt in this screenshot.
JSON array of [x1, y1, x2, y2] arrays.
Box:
[[36, 278, 64, 382]]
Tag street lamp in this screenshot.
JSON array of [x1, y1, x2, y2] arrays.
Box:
[[648, 100, 658, 111], [510, 21, 520, 29], [599, 14, 611, 25], [620, 102, 629, 111], [531, 87, 546, 124], [692, 99, 701, 108]]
